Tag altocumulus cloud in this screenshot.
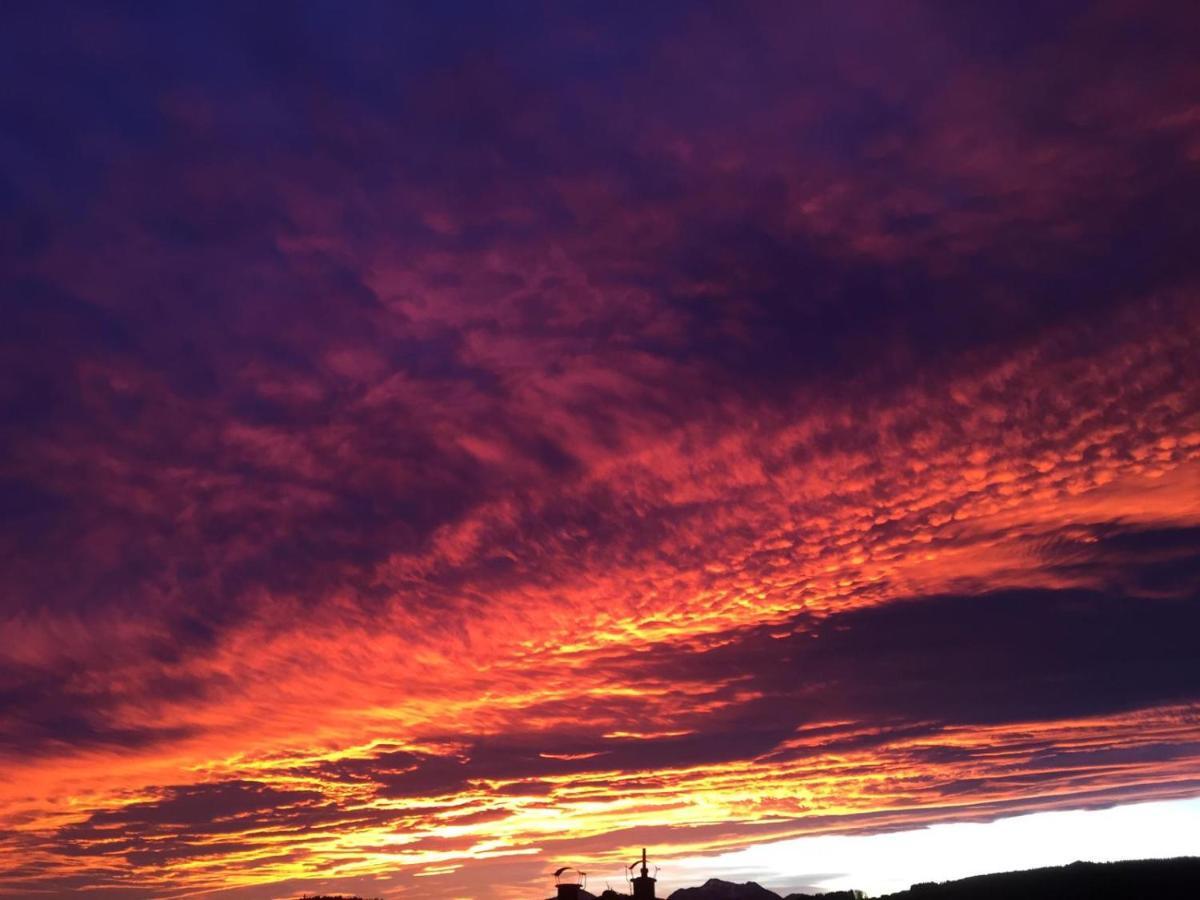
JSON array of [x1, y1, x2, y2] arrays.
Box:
[[1, 1, 1200, 897]]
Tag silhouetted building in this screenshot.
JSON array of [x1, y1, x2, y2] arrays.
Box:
[[631, 848, 656, 899], [549, 851, 660, 899], [554, 866, 589, 900]]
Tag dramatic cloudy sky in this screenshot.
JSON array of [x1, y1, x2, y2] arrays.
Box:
[[2, 2, 1200, 898]]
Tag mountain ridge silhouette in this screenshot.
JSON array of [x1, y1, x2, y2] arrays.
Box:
[[538, 856, 1200, 900]]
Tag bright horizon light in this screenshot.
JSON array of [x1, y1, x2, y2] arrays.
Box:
[[668, 797, 1200, 897]]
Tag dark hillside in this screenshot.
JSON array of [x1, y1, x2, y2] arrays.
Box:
[[880, 857, 1200, 899], [648, 857, 1200, 900]]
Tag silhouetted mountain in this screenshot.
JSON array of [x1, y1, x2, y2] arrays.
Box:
[[651, 857, 1200, 900], [665, 882, 863, 899], [879, 857, 1200, 899], [668, 879, 783, 899]]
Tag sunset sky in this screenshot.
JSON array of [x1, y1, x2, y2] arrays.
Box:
[[2, 2, 1199, 898]]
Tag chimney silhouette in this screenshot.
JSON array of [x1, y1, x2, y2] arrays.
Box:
[[631, 848, 656, 899], [554, 866, 586, 900]]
